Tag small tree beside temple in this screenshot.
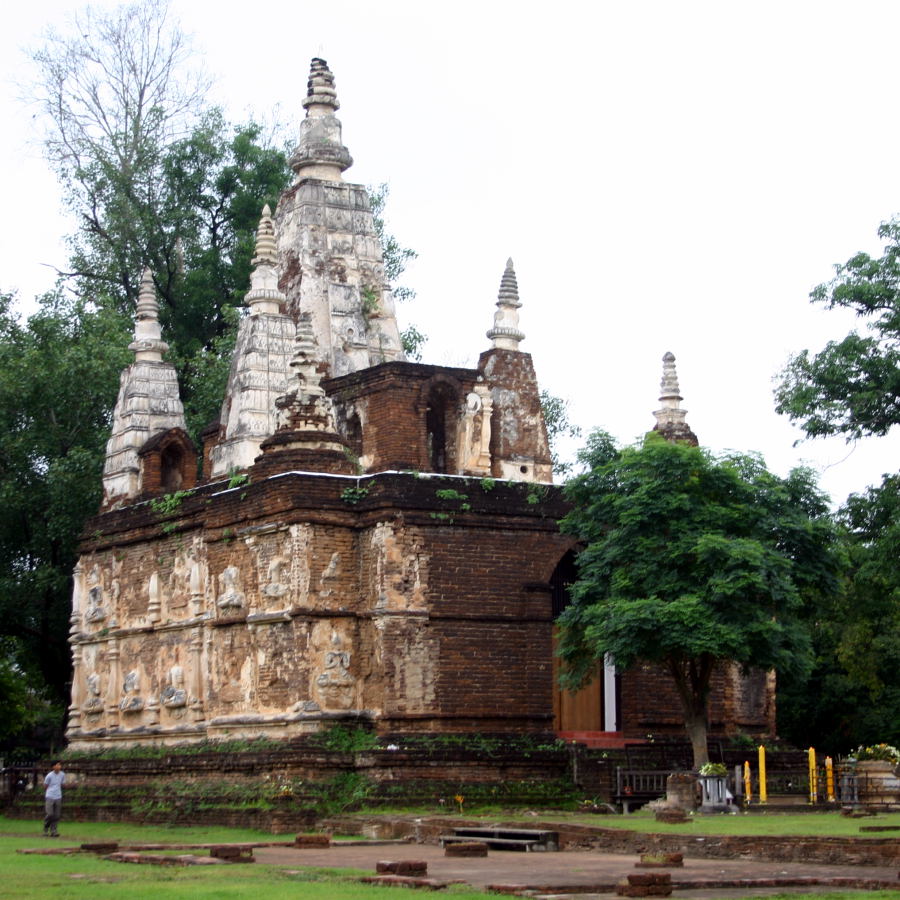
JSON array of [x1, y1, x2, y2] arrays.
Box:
[[556, 429, 841, 769]]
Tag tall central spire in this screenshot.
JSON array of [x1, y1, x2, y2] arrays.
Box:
[[289, 58, 353, 182], [275, 59, 406, 377]]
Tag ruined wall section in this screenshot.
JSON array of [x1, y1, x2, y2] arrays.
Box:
[[275, 180, 405, 377], [618, 660, 775, 740], [354, 475, 572, 732], [67, 472, 570, 749], [326, 361, 500, 478], [478, 348, 553, 483]]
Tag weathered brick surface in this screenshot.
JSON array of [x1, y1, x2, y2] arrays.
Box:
[[295, 834, 331, 847]]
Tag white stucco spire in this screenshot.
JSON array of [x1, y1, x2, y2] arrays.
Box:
[[245, 205, 285, 316], [652, 351, 698, 445], [209, 206, 296, 478], [129, 268, 169, 361], [486, 257, 525, 350], [102, 269, 186, 507], [289, 58, 353, 182]]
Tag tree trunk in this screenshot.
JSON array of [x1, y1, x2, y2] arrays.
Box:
[[668, 654, 715, 770], [683, 706, 709, 770]]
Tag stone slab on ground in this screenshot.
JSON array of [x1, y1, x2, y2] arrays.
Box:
[[295, 833, 331, 847], [445, 841, 488, 857], [376, 859, 428, 875], [361, 874, 461, 889]]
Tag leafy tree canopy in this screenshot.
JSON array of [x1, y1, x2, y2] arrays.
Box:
[[778, 475, 900, 751], [540, 389, 582, 478], [0, 291, 130, 711], [775, 218, 900, 440], [558, 431, 840, 766]]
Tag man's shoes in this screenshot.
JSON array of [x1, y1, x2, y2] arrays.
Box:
[[50, 833, 59, 838]]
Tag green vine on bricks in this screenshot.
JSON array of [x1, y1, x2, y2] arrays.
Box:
[[435, 488, 467, 502], [308, 723, 380, 753], [480, 477, 496, 492], [435, 487, 471, 511], [149, 490, 190, 516], [227, 470, 249, 489], [360, 285, 380, 320], [341, 485, 369, 505], [526, 482, 549, 506]]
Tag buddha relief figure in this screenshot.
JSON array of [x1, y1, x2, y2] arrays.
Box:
[[119, 669, 144, 714], [161, 664, 188, 710], [217, 565, 245, 609]]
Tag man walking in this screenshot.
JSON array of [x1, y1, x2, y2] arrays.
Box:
[[42, 761, 65, 837]]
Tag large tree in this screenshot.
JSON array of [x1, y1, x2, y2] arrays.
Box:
[[775, 218, 900, 440], [0, 292, 130, 717], [29, 0, 292, 437], [778, 476, 900, 752], [773, 217, 900, 751], [557, 431, 840, 768]]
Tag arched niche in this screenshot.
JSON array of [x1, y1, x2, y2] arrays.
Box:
[[138, 428, 198, 497], [420, 376, 461, 474]]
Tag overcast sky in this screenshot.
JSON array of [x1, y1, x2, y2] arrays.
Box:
[[3, 0, 900, 505]]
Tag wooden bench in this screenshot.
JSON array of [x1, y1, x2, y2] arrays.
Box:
[[439, 827, 558, 852], [615, 768, 669, 813]]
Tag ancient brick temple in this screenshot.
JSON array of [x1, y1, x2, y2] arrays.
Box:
[[64, 59, 773, 751]]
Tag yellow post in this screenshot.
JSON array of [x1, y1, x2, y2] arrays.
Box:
[[825, 756, 835, 803], [743, 760, 752, 804], [808, 747, 817, 803], [758, 745, 767, 804]]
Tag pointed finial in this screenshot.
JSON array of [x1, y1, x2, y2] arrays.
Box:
[[135, 268, 159, 322], [246, 206, 285, 315], [659, 351, 681, 402], [289, 58, 353, 181], [129, 269, 168, 361], [486, 257, 525, 350], [303, 58, 340, 112], [652, 352, 698, 445]]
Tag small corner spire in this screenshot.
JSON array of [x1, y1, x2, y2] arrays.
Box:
[[246, 205, 285, 315], [486, 257, 525, 351], [252, 204, 277, 267], [129, 269, 168, 361], [288, 312, 327, 401], [289, 58, 353, 181], [652, 351, 698, 445]]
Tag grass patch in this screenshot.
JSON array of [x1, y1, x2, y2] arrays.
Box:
[[0, 817, 496, 899]]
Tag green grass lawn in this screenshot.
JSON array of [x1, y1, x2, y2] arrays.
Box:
[[0, 817, 496, 899]]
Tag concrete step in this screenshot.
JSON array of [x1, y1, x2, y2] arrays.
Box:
[[557, 731, 637, 749]]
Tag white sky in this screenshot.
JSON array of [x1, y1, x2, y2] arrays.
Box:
[[3, 0, 900, 506]]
